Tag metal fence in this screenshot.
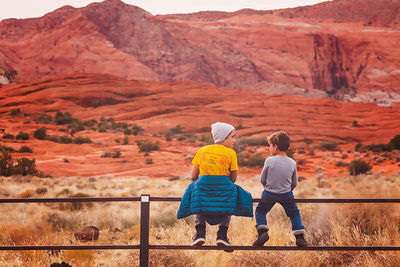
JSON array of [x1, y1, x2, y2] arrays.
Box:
[[1, 195, 400, 267]]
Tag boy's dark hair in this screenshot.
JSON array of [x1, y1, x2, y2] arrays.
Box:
[[268, 131, 290, 152]]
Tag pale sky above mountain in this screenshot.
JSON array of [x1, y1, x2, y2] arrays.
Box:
[[0, 0, 328, 21]]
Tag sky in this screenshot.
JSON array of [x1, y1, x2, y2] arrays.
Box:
[[0, 0, 328, 21]]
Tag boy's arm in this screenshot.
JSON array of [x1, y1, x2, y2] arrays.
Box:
[[291, 166, 298, 190], [191, 165, 200, 181], [230, 170, 237, 183], [260, 159, 269, 186]]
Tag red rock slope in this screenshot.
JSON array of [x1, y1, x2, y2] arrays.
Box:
[[1, 74, 399, 178], [0, 0, 400, 104]]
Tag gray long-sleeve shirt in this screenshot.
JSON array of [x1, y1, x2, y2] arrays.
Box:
[[260, 155, 298, 194]]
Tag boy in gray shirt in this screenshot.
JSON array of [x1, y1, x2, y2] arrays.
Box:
[[253, 131, 307, 247]]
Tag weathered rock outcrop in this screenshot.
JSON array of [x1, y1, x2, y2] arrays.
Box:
[[0, 0, 399, 104]]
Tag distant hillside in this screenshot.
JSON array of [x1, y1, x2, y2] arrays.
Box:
[[0, 0, 400, 105]]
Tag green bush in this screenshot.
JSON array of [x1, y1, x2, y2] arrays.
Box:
[[355, 143, 392, 152], [348, 159, 372, 175], [0, 149, 13, 176], [19, 145, 33, 153], [389, 135, 400, 150], [131, 125, 144, 136], [303, 137, 313, 144], [319, 141, 340, 151], [59, 192, 92, 211], [101, 151, 120, 158], [238, 153, 265, 167], [34, 127, 47, 140], [136, 140, 160, 152], [239, 137, 266, 146], [34, 113, 52, 124], [59, 135, 73, 144], [13, 158, 38, 176], [73, 136, 92, 144], [55, 111, 73, 125], [15, 131, 29, 140], [0, 147, 40, 176], [123, 136, 129, 145], [112, 150, 121, 158], [9, 108, 21, 116], [2, 133, 14, 139], [352, 120, 359, 127]]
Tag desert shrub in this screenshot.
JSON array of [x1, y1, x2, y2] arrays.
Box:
[[2, 133, 14, 139], [35, 187, 48, 195], [0, 149, 14, 176], [146, 158, 153, 164], [34, 113, 52, 124], [123, 136, 129, 145], [236, 123, 244, 130], [59, 135, 73, 144], [34, 127, 47, 140], [73, 136, 92, 144], [348, 159, 372, 175], [297, 147, 306, 154], [19, 145, 33, 153], [336, 160, 349, 167], [177, 133, 197, 143], [355, 143, 392, 152], [18, 189, 34, 198], [239, 137, 266, 146], [68, 119, 85, 135], [15, 131, 29, 140], [303, 137, 313, 144], [59, 192, 92, 211], [286, 148, 295, 159], [199, 134, 213, 145], [101, 151, 113, 158], [297, 158, 306, 165], [115, 138, 121, 143], [389, 135, 400, 150], [112, 150, 121, 158], [230, 113, 253, 118], [239, 153, 265, 167], [352, 120, 359, 127], [101, 151, 120, 158], [136, 140, 160, 152], [13, 158, 39, 176], [320, 141, 340, 151], [55, 111, 73, 125], [9, 108, 21, 116], [124, 124, 144, 136]]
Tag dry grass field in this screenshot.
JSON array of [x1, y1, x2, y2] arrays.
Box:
[[0, 172, 399, 266]]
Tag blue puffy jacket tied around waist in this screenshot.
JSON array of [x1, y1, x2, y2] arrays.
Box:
[[177, 175, 253, 225]]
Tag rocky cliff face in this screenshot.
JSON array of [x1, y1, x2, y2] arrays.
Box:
[[0, 0, 399, 105]]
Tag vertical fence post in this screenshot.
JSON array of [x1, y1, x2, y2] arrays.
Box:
[[140, 194, 150, 267]]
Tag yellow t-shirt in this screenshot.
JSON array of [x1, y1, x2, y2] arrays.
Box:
[[191, 144, 238, 176]]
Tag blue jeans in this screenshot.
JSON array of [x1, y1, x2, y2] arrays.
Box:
[[255, 190, 305, 232]]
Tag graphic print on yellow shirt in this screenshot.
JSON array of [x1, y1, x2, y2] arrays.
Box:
[[191, 145, 238, 176]]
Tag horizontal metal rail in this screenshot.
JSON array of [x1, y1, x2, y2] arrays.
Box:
[[0, 197, 399, 203], [0, 245, 398, 251]]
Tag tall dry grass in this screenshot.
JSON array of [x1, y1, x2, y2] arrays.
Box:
[[0, 172, 399, 266]]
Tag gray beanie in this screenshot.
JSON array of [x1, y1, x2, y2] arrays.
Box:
[[211, 122, 235, 144]]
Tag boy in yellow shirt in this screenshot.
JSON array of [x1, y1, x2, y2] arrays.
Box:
[[190, 122, 238, 247]]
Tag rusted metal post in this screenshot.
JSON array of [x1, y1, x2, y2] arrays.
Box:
[[140, 194, 150, 267]]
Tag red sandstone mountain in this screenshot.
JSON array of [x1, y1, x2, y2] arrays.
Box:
[[1, 74, 400, 178], [0, 0, 400, 105]]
